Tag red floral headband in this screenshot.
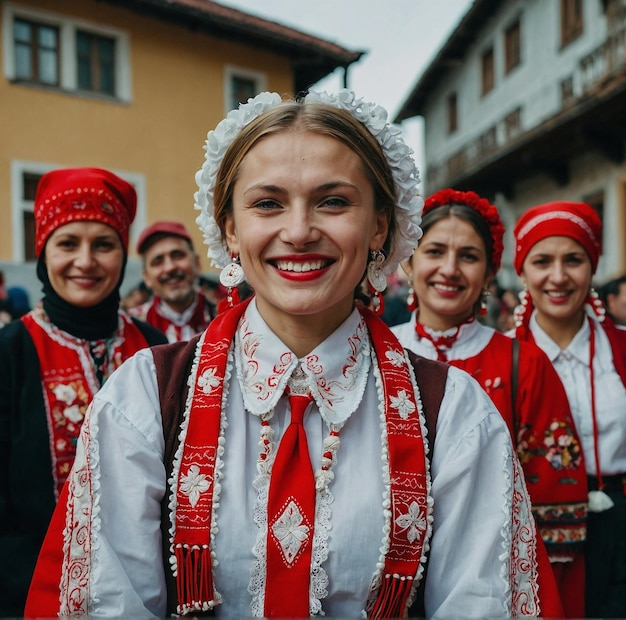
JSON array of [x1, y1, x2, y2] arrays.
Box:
[[423, 188, 505, 271]]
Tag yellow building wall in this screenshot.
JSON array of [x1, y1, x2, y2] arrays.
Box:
[[0, 0, 295, 268]]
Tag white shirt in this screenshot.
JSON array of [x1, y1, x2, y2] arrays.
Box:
[[65, 302, 536, 618], [529, 311, 626, 475]]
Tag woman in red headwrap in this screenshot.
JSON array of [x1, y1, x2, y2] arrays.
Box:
[[392, 189, 588, 617], [0, 167, 167, 616], [513, 200, 626, 618]]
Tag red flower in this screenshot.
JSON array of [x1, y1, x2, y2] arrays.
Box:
[[424, 189, 505, 271]]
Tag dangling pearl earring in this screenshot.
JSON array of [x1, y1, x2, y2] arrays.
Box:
[[479, 289, 489, 316], [219, 255, 245, 310], [367, 250, 387, 315], [514, 286, 530, 328], [588, 287, 606, 322], [406, 287, 418, 312]]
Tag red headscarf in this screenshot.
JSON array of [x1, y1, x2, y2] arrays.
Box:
[[34, 167, 137, 257], [513, 201, 602, 274]]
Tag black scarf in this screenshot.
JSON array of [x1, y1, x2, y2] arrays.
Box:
[[37, 256, 124, 341]]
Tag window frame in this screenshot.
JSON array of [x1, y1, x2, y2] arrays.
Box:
[[560, 0, 584, 47], [481, 46, 495, 95], [224, 65, 267, 114], [504, 18, 522, 74], [447, 92, 458, 134], [13, 17, 60, 86], [76, 29, 117, 96], [2, 2, 131, 102]]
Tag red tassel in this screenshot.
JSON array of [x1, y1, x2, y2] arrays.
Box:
[[175, 544, 216, 614], [367, 573, 415, 619]]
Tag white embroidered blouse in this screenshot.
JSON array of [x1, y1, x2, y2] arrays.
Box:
[[61, 301, 535, 618]]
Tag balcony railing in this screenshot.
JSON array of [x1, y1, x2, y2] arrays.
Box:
[[579, 24, 626, 94], [427, 23, 626, 190]]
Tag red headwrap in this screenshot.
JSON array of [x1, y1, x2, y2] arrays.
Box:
[[423, 189, 505, 271], [34, 167, 137, 257], [513, 201, 602, 274]]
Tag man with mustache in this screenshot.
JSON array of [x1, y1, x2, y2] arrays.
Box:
[[131, 221, 215, 341]]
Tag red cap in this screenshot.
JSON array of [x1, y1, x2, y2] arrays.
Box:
[[34, 167, 137, 257], [513, 201, 602, 274], [136, 220, 193, 254]]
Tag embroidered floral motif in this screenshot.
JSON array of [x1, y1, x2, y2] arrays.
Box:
[[395, 501, 427, 543], [180, 465, 211, 507], [63, 404, 83, 424], [390, 389, 417, 419], [53, 383, 78, 404], [198, 367, 220, 394], [385, 350, 405, 367], [517, 420, 583, 470], [271, 499, 311, 565]]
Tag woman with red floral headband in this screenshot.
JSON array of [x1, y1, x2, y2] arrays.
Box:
[[512, 200, 626, 618], [0, 167, 167, 616], [392, 188, 588, 617], [27, 95, 560, 618]]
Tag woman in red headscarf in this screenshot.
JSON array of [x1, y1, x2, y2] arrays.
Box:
[[392, 189, 588, 617], [0, 167, 167, 616], [513, 200, 626, 618]]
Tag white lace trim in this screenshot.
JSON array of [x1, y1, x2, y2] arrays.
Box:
[[236, 303, 370, 425], [500, 443, 514, 617], [364, 349, 432, 612], [59, 402, 99, 614], [167, 332, 227, 610], [248, 396, 346, 616], [510, 453, 541, 616]]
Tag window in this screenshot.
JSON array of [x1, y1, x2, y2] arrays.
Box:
[[13, 18, 59, 85], [561, 0, 584, 47], [230, 76, 257, 111], [504, 19, 521, 73], [3, 4, 131, 101], [481, 47, 495, 95], [76, 30, 115, 95], [224, 66, 267, 113], [447, 93, 458, 134]]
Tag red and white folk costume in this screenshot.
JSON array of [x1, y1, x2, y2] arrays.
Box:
[[27, 299, 547, 618], [130, 291, 212, 342], [513, 201, 626, 618], [26, 93, 555, 618], [392, 318, 587, 557], [392, 189, 587, 617], [21, 305, 156, 499], [0, 167, 167, 617]]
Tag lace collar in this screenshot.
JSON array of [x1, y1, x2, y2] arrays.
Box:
[[234, 300, 371, 425]]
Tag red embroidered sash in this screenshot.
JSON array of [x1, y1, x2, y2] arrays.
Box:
[[23, 307, 150, 499], [171, 299, 431, 616]]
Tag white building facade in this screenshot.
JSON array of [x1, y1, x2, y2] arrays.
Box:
[[396, 0, 626, 285]]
